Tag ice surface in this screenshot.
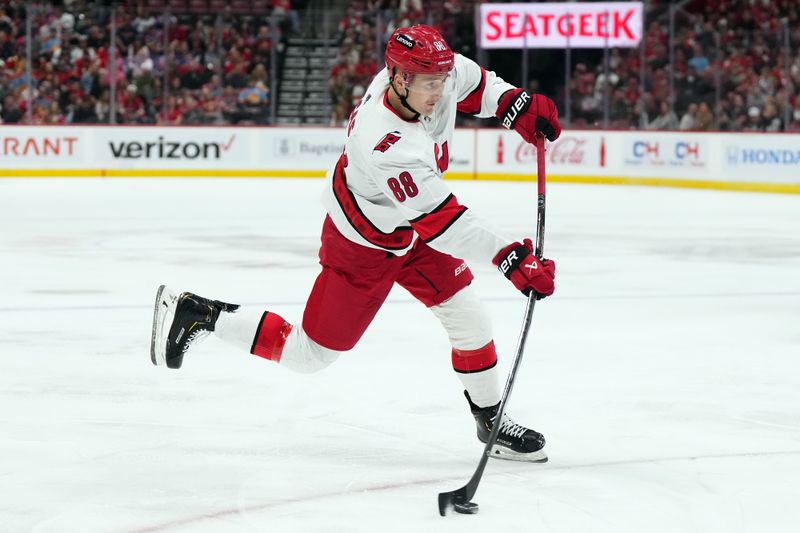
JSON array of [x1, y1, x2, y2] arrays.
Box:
[[1, 178, 799, 533]]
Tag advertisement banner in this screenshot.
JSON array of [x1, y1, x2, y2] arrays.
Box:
[[0, 125, 798, 193], [476, 129, 606, 176], [480, 2, 643, 49], [619, 134, 709, 174], [97, 127, 248, 168], [265, 128, 345, 170], [722, 136, 800, 183], [0, 127, 86, 167]]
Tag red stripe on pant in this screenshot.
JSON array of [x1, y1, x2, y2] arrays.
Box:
[[251, 312, 293, 362], [451, 341, 498, 373]]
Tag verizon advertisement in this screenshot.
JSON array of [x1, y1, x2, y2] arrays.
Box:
[[480, 2, 643, 49], [99, 128, 246, 168]]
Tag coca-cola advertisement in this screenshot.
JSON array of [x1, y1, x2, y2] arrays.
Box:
[[480, 130, 604, 175], [515, 135, 603, 166]]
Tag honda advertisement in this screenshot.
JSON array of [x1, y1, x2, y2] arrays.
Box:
[[723, 137, 800, 182]]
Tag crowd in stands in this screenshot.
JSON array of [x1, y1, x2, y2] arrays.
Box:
[[332, 0, 800, 132], [3, 0, 800, 132], [0, 0, 295, 125], [328, 0, 474, 127], [568, 0, 800, 131]]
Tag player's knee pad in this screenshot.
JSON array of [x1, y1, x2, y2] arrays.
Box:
[[430, 285, 493, 350]]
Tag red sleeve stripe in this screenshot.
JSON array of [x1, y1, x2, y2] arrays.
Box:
[[456, 67, 487, 115], [452, 341, 498, 373], [332, 153, 414, 250], [410, 194, 468, 243]]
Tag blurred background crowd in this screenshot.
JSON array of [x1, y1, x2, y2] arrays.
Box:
[[2, 0, 799, 131]]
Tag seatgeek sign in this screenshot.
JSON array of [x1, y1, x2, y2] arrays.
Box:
[[480, 2, 643, 49]]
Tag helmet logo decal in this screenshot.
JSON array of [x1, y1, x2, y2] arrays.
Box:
[[433, 40, 446, 51], [395, 34, 415, 49]]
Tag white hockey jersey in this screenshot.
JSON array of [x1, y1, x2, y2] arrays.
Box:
[[321, 54, 517, 265]]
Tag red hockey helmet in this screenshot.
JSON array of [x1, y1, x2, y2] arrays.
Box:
[[385, 25, 455, 76]]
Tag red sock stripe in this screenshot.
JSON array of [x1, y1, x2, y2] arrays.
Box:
[[410, 194, 467, 243], [251, 312, 293, 363], [452, 341, 498, 373]]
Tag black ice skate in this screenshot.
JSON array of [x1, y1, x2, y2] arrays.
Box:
[[465, 391, 548, 463], [150, 285, 239, 369]]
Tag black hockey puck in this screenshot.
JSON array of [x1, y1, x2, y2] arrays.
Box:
[[453, 501, 479, 514]]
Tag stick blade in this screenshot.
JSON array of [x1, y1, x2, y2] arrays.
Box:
[[438, 486, 469, 517], [438, 492, 454, 516]]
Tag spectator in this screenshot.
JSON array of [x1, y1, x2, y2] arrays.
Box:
[[181, 95, 205, 125], [178, 56, 209, 91], [1, 94, 23, 123], [225, 62, 249, 90], [788, 103, 800, 131], [762, 101, 782, 132], [743, 106, 763, 131], [160, 95, 186, 125], [95, 88, 111, 122], [647, 100, 679, 130], [273, 0, 300, 35], [687, 43, 710, 74], [118, 83, 146, 123], [250, 63, 269, 85], [0, 30, 13, 60], [71, 94, 99, 123], [236, 80, 269, 124], [679, 102, 698, 130], [329, 100, 349, 127], [199, 97, 224, 125], [695, 102, 714, 130]]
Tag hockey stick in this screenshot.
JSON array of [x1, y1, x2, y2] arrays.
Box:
[[438, 133, 547, 516]]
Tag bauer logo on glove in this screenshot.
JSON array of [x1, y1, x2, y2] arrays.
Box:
[[500, 91, 531, 129], [492, 239, 556, 298], [497, 89, 562, 143]]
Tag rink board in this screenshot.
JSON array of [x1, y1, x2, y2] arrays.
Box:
[[1, 125, 799, 193]]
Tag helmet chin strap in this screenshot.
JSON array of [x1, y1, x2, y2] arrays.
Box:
[[390, 68, 421, 119]]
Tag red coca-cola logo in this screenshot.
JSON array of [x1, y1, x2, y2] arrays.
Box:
[[515, 136, 587, 165]]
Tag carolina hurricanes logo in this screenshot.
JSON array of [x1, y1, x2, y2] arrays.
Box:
[[374, 131, 402, 153]]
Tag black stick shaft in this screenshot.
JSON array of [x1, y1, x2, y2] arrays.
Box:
[[438, 135, 547, 515]]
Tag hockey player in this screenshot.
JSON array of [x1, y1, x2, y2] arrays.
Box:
[[151, 25, 560, 462]]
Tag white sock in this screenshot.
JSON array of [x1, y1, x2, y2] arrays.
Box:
[[457, 365, 501, 408], [214, 309, 263, 352]]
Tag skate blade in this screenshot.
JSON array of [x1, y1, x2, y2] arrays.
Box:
[[489, 446, 548, 463], [150, 284, 177, 366]]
